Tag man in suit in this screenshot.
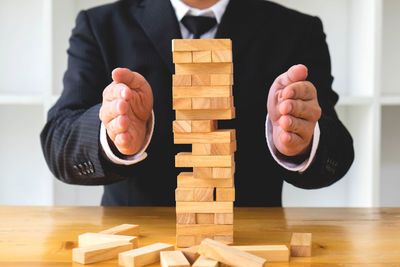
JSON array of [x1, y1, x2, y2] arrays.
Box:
[[40, 0, 354, 206]]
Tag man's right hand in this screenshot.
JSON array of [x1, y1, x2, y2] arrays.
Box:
[[99, 68, 153, 156]]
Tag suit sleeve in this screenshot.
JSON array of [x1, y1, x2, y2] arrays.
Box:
[[281, 16, 354, 189], [40, 11, 129, 185]]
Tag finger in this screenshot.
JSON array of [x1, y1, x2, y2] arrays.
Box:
[[279, 115, 314, 140], [282, 81, 316, 101], [270, 64, 308, 91], [112, 68, 151, 93], [99, 99, 130, 124], [106, 115, 130, 135], [102, 83, 131, 101], [279, 131, 305, 155], [279, 99, 321, 121]]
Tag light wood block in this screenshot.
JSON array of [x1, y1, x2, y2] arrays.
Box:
[[177, 235, 196, 248], [194, 188, 214, 202], [192, 255, 219, 267], [192, 51, 212, 63], [216, 188, 235, 201], [119, 243, 174, 267], [173, 120, 192, 133], [173, 86, 232, 98], [177, 172, 233, 188], [193, 167, 212, 178], [191, 120, 217, 133], [175, 188, 194, 202], [233, 245, 289, 262], [78, 233, 138, 248], [212, 50, 233, 62], [177, 213, 196, 224], [212, 167, 235, 178], [160, 251, 190, 267], [196, 213, 214, 224], [192, 97, 233, 109], [173, 74, 191, 86], [181, 245, 200, 264], [191, 74, 211, 86], [176, 201, 233, 214], [174, 130, 235, 144], [214, 213, 233, 225], [173, 51, 192, 63], [175, 63, 233, 75], [176, 109, 235, 120], [210, 74, 233, 86], [192, 143, 236, 156], [214, 235, 233, 245], [172, 39, 231, 52], [100, 224, 139, 236], [290, 233, 312, 257], [175, 152, 234, 168], [198, 238, 266, 267], [173, 98, 192, 110], [72, 241, 133, 265], [177, 224, 233, 236]]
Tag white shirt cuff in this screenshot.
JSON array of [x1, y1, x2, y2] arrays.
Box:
[[100, 111, 155, 165], [265, 114, 320, 172]]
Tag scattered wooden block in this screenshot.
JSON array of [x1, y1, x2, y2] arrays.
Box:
[[216, 188, 235, 201], [177, 235, 196, 248], [290, 233, 312, 257], [172, 39, 231, 52], [100, 224, 139, 236], [177, 213, 196, 224], [191, 97, 233, 110], [173, 74, 192, 86], [176, 201, 233, 214], [192, 51, 212, 63], [191, 74, 211, 86], [173, 51, 192, 63], [212, 50, 233, 62], [198, 238, 266, 267], [181, 245, 200, 264], [175, 188, 194, 201], [214, 235, 233, 245], [173, 120, 192, 133], [191, 120, 217, 133], [192, 143, 236, 156], [192, 255, 219, 267], [173, 98, 192, 110], [177, 224, 233, 236], [175, 63, 233, 75], [72, 241, 133, 264], [173, 86, 232, 98], [194, 188, 214, 202], [175, 152, 234, 168], [177, 172, 233, 188], [119, 243, 174, 267], [210, 74, 233, 86], [193, 167, 213, 178], [233, 245, 289, 262], [214, 213, 233, 225], [160, 251, 190, 267], [176, 108, 235, 120], [78, 233, 138, 248], [174, 130, 235, 144], [196, 213, 214, 224], [212, 167, 235, 178]]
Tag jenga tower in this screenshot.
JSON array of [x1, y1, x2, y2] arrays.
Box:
[[172, 39, 236, 248]]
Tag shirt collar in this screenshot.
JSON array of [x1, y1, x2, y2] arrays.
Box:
[[170, 0, 230, 24]]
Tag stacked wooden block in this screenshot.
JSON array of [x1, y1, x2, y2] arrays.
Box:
[[172, 39, 236, 248]]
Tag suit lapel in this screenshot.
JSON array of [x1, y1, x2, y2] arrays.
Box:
[[131, 0, 182, 73]]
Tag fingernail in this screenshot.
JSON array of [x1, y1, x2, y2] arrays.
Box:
[[121, 88, 126, 99], [288, 117, 293, 126]]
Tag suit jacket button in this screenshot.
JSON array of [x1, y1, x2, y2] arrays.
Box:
[[88, 161, 94, 173], [73, 165, 82, 175], [78, 164, 87, 175]]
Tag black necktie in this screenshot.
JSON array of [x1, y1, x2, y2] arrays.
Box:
[[181, 15, 217, 39]]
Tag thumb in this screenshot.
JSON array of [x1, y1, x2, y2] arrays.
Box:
[[270, 64, 308, 91], [112, 68, 149, 92]]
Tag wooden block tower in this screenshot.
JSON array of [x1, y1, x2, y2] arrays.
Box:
[[172, 39, 236, 248]]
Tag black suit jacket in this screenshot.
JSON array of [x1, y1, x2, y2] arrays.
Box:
[[40, 0, 354, 206]]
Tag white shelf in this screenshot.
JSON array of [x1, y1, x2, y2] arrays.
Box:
[[380, 96, 400, 106], [0, 94, 44, 105], [337, 96, 374, 106]]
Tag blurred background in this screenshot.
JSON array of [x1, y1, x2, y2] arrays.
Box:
[[0, 0, 399, 207]]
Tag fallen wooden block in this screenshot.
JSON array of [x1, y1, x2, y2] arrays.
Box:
[[78, 233, 138, 248], [177, 224, 233, 236], [198, 238, 266, 267], [181, 245, 200, 264], [99, 224, 139, 236], [290, 233, 312, 257], [176, 201, 233, 214], [160, 251, 190, 267], [216, 188, 235, 201], [72, 240, 132, 264], [173, 86, 232, 98], [175, 152, 234, 168], [175, 108, 235, 120], [233, 245, 289, 262], [177, 172, 233, 188], [192, 143, 237, 156], [172, 39, 231, 52], [214, 235, 233, 245], [119, 243, 174, 267], [174, 130, 235, 144], [192, 255, 219, 267]]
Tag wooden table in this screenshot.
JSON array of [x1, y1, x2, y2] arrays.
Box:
[[0, 207, 400, 266]]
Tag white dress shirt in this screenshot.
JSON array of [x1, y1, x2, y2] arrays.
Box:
[[100, 0, 320, 172]]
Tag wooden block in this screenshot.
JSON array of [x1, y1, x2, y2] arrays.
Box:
[[212, 167, 235, 178], [194, 188, 214, 201], [173, 98, 192, 110], [233, 245, 289, 262], [181, 245, 200, 264], [198, 238, 266, 267], [175, 152, 234, 168], [160, 251, 190, 267], [78, 233, 138, 248], [100, 224, 139, 236], [191, 74, 211, 86], [72, 241, 133, 264], [193, 167, 212, 178], [192, 51, 212, 63], [173, 74, 192, 86], [174, 130, 235, 144], [173, 51, 192, 63], [191, 120, 217, 133], [216, 188, 235, 201], [214, 213, 233, 225], [290, 233, 312, 257], [177, 172, 233, 188], [196, 213, 214, 224], [172, 39, 231, 52], [119, 243, 174, 267], [177, 224, 233, 236], [176, 109, 235, 120], [191, 97, 233, 110], [175, 63, 233, 75], [214, 235, 233, 245], [173, 86, 232, 98], [176, 201, 233, 214], [212, 50, 233, 62], [177, 213, 196, 224], [192, 255, 219, 267], [177, 235, 196, 248], [175, 188, 194, 201], [210, 74, 233, 86], [173, 120, 192, 133]]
